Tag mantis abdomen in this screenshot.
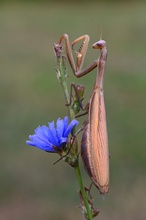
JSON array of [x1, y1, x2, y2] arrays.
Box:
[[81, 88, 109, 194]]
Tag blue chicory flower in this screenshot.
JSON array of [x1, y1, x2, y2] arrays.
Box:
[[26, 116, 79, 153]]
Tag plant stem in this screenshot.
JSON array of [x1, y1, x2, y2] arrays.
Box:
[[56, 55, 93, 220], [75, 165, 93, 220]]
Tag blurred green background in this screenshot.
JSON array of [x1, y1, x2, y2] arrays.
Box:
[[0, 1, 146, 220]]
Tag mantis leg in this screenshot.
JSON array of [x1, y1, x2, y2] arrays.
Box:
[[58, 34, 98, 78], [67, 82, 89, 117]]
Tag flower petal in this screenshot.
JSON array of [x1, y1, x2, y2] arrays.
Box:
[[34, 126, 49, 141], [64, 119, 79, 137], [63, 116, 68, 133], [56, 118, 64, 139], [48, 121, 59, 146], [59, 137, 68, 145], [26, 134, 56, 152]]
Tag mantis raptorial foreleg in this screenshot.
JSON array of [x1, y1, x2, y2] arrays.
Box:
[[58, 34, 99, 77]]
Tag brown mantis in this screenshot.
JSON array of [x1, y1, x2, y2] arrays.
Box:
[[57, 34, 109, 194]]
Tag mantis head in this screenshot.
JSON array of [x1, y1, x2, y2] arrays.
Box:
[[92, 39, 106, 50]]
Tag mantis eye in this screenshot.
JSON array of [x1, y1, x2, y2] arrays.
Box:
[[97, 43, 102, 47]]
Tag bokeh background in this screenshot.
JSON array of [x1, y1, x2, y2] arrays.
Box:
[[0, 1, 146, 219]]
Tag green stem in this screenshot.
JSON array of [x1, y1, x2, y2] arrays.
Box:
[[75, 165, 93, 220], [56, 56, 93, 220], [59, 57, 75, 120]]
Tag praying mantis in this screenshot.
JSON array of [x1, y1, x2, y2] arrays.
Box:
[[57, 34, 109, 194]]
